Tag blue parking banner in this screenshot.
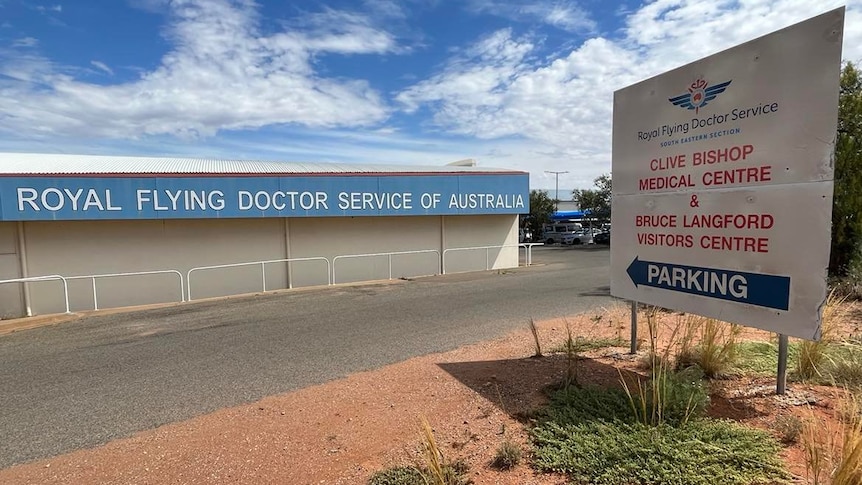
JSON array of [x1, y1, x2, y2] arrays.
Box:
[[626, 257, 790, 311], [0, 173, 530, 221]]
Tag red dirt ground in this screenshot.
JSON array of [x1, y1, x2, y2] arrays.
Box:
[[0, 303, 858, 484]]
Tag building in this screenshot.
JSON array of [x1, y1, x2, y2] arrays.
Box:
[[0, 153, 529, 317]]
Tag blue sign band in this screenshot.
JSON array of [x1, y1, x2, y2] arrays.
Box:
[[0, 173, 530, 221], [626, 257, 790, 311]]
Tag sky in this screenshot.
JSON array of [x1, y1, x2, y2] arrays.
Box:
[[0, 0, 860, 192]]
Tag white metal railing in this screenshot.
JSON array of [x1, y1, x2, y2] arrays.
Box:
[[186, 257, 331, 301], [442, 244, 524, 275], [65, 270, 185, 311], [332, 250, 441, 284], [0, 275, 70, 314], [2, 245, 545, 316], [520, 242, 544, 266]]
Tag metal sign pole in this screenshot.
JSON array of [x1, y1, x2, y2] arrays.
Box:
[[630, 300, 638, 354], [777, 334, 788, 395]]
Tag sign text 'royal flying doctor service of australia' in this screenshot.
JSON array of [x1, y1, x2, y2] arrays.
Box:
[[0, 173, 529, 221], [610, 8, 844, 340]]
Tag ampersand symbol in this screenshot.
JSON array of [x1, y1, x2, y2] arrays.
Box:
[[690, 194, 700, 208]]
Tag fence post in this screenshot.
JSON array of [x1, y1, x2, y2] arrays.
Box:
[[630, 300, 638, 355], [777, 334, 788, 395], [261, 262, 267, 292], [288, 260, 293, 290], [61, 277, 71, 314], [92, 277, 99, 311]]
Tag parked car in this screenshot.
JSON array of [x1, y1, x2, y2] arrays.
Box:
[[594, 231, 610, 245], [568, 229, 594, 245], [542, 223, 582, 244]]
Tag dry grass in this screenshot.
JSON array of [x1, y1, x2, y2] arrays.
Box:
[[797, 290, 849, 381], [677, 316, 741, 378], [563, 319, 579, 389], [801, 391, 862, 485], [833, 392, 862, 485], [420, 415, 446, 484], [529, 318, 543, 358]]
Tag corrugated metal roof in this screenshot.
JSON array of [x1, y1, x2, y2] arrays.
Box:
[[0, 153, 522, 176]]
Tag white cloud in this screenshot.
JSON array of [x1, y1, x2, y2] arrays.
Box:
[[468, 0, 596, 33], [0, 0, 397, 139], [12, 37, 38, 48], [397, 29, 535, 115], [398, 1, 861, 189], [89, 60, 113, 75], [35, 4, 62, 13], [2, 0, 859, 193]]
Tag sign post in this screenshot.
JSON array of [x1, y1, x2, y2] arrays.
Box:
[[610, 8, 844, 393]]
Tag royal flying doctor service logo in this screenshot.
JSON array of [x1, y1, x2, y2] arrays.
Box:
[[668, 78, 732, 114]]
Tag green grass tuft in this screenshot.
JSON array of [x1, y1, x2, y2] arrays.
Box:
[[531, 380, 789, 485], [732, 340, 862, 389], [532, 419, 789, 485], [734, 341, 784, 376]]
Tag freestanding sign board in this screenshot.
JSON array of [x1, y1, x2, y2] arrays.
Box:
[[610, 8, 844, 340]]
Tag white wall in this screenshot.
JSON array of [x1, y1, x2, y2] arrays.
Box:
[[23, 219, 287, 314], [442, 215, 519, 274], [288, 215, 442, 285], [0, 222, 23, 318], [9, 214, 520, 316]]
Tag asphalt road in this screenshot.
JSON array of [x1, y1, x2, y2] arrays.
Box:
[[0, 246, 614, 469]]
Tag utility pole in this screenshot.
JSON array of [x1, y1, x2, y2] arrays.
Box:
[[545, 170, 569, 212]]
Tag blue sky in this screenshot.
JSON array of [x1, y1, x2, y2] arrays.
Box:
[[0, 0, 859, 191]]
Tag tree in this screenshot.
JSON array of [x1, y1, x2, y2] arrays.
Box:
[[573, 174, 612, 226], [830, 62, 862, 277], [526, 190, 556, 237]]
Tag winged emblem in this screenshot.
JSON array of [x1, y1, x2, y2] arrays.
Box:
[[668, 79, 732, 114]]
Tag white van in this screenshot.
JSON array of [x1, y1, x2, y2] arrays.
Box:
[[542, 223, 582, 244]]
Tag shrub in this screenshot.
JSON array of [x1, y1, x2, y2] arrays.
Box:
[[773, 415, 803, 444], [368, 463, 472, 485], [491, 440, 522, 470], [532, 415, 787, 485], [531, 369, 787, 485], [676, 319, 741, 378], [622, 365, 709, 427], [826, 343, 862, 389], [368, 466, 426, 485], [796, 290, 847, 380]]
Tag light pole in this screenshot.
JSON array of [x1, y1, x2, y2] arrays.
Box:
[[545, 170, 569, 212]]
